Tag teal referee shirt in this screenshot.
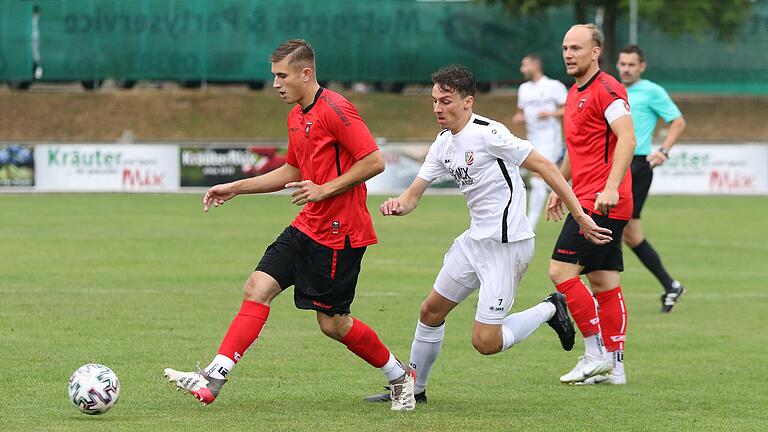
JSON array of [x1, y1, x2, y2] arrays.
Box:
[[626, 79, 682, 156]]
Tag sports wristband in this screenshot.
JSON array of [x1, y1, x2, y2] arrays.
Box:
[[659, 147, 670, 157]]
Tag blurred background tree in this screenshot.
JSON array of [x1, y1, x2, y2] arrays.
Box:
[[483, 0, 754, 74]]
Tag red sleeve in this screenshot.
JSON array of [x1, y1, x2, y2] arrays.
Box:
[[596, 75, 628, 111], [323, 98, 379, 161], [286, 117, 299, 168]]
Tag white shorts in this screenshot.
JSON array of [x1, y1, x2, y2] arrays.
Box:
[[433, 231, 535, 325]]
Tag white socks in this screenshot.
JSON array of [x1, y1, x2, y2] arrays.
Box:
[[410, 321, 446, 394], [584, 333, 608, 359], [527, 176, 549, 230], [501, 301, 556, 351], [380, 352, 407, 382], [205, 354, 235, 379], [612, 350, 625, 377]]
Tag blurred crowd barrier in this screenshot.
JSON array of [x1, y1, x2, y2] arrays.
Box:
[[1, 142, 766, 195]]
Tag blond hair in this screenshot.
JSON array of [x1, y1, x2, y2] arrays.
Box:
[[571, 24, 603, 48], [270, 39, 315, 68]]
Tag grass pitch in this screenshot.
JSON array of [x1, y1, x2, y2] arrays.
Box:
[[1, 193, 766, 431]]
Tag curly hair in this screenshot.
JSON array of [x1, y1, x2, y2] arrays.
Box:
[[431, 65, 476, 98]]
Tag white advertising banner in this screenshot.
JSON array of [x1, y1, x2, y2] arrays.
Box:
[[369, 142, 768, 196], [35, 144, 180, 191], [649, 144, 768, 195], [366, 144, 425, 194]]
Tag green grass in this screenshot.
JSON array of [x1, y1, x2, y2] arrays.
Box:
[[1, 194, 766, 431]]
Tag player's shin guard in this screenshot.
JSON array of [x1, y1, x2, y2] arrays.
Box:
[[217, 301, 270, 366], [556, 277, 601, 337], [340, 318, 393, 369], [595, 287, 627, 353], [410, 321, 445, 393]]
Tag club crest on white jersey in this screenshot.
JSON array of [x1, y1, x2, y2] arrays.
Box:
[[417, 114, 535, 243], [465, 150, 475, 166]]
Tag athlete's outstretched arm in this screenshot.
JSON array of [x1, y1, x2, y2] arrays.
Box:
[[545, 152, 571, 221], [203, 163, 302, 212], [380, 177, 431, 217], [286, 150, 385, 206], [558, 151, 572, 181], [522, 150, 612, 244], [596, 115, 636, 214]]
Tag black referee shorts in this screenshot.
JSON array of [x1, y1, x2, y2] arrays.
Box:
[[551, 210, 628, 274], [631, 155, 653, 219], [255, 226, 366, 316]]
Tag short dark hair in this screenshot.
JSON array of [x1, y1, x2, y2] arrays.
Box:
[[431, 65, 476, 98], [270, 39, 315, 67], [620, 44, 645, 63]]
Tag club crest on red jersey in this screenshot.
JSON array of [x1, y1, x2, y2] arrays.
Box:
[[305, 122, 313, 137], [465, 150, 475, 166], [578, 98, 587, 111]]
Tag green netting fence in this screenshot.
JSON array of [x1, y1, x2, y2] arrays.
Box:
[[0, 0, 766, 93]]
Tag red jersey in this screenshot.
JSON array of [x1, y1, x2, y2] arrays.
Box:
[[286, 88, 379, 249], [564, 71, 633, 220]]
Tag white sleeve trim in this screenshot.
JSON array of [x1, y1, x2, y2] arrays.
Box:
[[604, 99, 631, 124], [416, 173, 434, 181]]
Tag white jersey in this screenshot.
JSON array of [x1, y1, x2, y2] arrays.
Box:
[[417, 114, 534, 243], [517, 76, 568, 151]]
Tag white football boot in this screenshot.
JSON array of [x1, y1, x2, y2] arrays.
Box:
[[576, 372, 627, 385], [577, 350, 626, 385], [559, 354, 613, 384], [389, 368, 416, 411], [164, 366, 227, 406]]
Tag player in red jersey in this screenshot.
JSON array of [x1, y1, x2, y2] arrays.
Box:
[[164, 39, 416, 411], [546, 24, 637, 385]]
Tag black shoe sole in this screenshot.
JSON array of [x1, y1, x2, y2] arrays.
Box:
[[546, 292, 576, 351]]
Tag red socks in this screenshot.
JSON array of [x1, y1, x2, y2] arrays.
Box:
[[217, 303, 392, 369], [556, 277, 601, 337], [555, 279, 628, 353], [595, 286, 627, 352], [339, 318, 391, 368], [217, 301, 270, 363]]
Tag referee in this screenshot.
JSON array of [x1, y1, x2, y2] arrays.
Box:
[[616, 44, 687, 313]]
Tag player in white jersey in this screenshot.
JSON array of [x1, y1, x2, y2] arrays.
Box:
[[513, 54, 569, 230], [365, 65, 612, 404]]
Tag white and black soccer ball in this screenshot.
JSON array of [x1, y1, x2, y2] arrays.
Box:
[[67, 363, 121, 415]]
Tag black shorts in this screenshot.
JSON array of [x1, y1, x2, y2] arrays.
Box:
[[255, 226, 366, 316], [630, 155, 653, 219], [551, 211, 628, 274]]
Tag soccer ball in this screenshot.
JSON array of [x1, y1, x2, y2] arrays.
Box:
[[67, 363, 121, 415]]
